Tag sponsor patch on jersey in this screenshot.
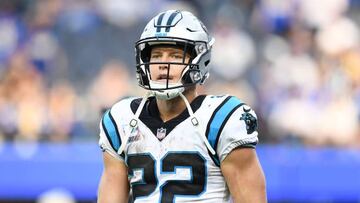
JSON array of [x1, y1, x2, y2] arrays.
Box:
[[240, 106, 258, 134], [128, 134, 141, 143], [128, 126, 141, 143]]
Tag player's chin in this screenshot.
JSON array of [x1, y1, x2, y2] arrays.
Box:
[[156, 79, 168, 82]]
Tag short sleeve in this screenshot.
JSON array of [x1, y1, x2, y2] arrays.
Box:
[[217, 104, 259, 163], [205, 96, 259, 166], [98, 109, 125, 162]]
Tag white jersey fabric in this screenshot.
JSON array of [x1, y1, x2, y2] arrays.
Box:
[[99, 95, 259, 203]]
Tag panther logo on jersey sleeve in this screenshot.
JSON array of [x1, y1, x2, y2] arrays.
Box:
[[240, 106, 258, 134]]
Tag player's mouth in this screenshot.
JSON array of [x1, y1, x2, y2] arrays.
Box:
[[157, 74, 173, 81]]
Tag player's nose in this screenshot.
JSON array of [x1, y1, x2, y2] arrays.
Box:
[[159, 64, 169, 70], [158, 54, 171, 70]]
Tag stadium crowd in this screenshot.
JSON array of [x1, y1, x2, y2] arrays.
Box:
[[0, 0, 359, 147]]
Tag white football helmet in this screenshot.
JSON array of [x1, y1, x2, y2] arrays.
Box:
[[135, 10, 215, 100]]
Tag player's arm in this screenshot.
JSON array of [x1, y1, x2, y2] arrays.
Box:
[[214, 100, 267, 202], [97, 108, 129, 202], [98, 152, 129, 203], [221, 147, 266, 203]]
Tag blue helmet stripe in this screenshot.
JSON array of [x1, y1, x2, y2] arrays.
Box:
[[165, 11, 180, 32], [156, 12, 165, 32]]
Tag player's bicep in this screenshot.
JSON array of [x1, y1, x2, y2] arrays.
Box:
[[98, 152, 129, 203], [102, 151, 129, 179], [221, 148, 266, 203]]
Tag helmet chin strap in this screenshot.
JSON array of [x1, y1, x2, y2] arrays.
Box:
[[117, 91, 152, 154], [178, 92, 216, 155]]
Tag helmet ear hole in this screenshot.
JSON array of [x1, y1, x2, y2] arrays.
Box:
[[191, 71, 202, 83], [182, 69, 202, 84], [204, 60, 210, 66]]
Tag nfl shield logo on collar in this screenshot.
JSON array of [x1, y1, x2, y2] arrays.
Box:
[[156, 127, 167, 140]]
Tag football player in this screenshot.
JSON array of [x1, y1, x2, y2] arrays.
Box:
[[97, 10, 266, 203]]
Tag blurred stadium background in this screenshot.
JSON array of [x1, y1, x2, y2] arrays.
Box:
[[0, 0, 360, 202]]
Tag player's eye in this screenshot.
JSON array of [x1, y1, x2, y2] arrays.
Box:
[[150, 54, 161, 59], [172, 54, 183, 59]]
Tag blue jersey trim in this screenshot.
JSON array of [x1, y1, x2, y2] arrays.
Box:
[[102, 109, 121, 151], [206, 96, 243, 166]]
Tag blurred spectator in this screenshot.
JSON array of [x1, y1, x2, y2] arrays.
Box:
[[211, 4, 256, 80], [94, 0, 153, 27], [88, 60, 132, 111], [298, 0, 349, 28], [260, 25, 321, 143], [0, 15, 25, 66], [316, 17, 359, 56], [256, 0, 295, 34], [0, 50, 47, 141], [0, 0, 358, 147], [25, 0, 63, 29], [47, 80, 77, 142], [0, 82, 17, 141], [84, 60, 140, 135], [258, 0, 360, 145]]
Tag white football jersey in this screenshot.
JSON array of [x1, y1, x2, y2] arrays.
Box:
[[99, 95, 259, 203]]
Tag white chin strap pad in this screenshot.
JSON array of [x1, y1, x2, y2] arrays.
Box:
[[149, 80, 185, 100], [151, 88, 185, 100]]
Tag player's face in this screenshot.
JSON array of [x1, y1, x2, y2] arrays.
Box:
[[149, 46, 191, 83]]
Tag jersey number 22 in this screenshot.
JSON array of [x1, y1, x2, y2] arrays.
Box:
[[127, 152, 206, 202]]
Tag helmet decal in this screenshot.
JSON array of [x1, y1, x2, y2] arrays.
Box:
[[155, 12, 165, 32], [164, 11, 181, 32], [155, 10, 182, 33]]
